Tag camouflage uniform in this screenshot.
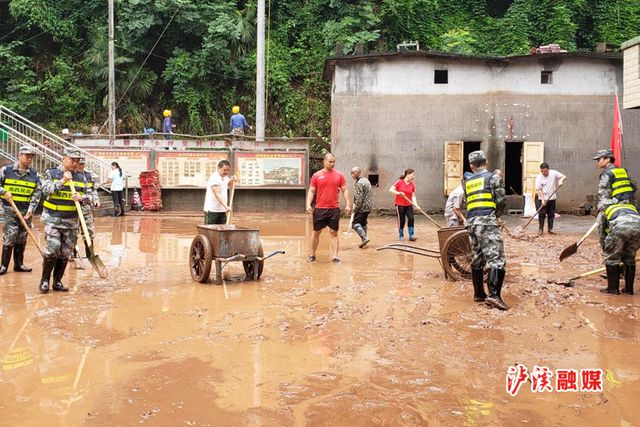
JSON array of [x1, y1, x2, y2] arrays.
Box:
[[595, 160, 637, 249], [81, 169, 100, 242], [464, 150, 508, 309], [0, 158, 43, 274], [352, 176, 373, 247]]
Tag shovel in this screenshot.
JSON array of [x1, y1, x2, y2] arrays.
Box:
[[226, 180, 236, 225], [512, 187, 560, 238], [69, 181, 108, 278], [559, 221, 598, 262], [342, 212, 355, 238], [401, 194, 443, 229], [8, 198, 44, 257], [554, 256, 640, 286]]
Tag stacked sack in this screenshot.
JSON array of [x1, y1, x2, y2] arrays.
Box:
[[139, 170, 163, 211]]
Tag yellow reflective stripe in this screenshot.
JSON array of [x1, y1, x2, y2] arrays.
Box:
[[612, 179, 631, 188], [612, 186, 633, 197], [467, 193, 493, 202], [605, 204, 638, 220], [467, 201, 496, 210], [4, 178, 36, 187], [612, 168, 629, 179], [4, 185, 34, 196], [43, 201, 77, 211], [465, 177, 485, 194], [11, 195, 30, 202]]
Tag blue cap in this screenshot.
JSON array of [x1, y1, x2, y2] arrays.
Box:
[[463, 172, 474, 180]]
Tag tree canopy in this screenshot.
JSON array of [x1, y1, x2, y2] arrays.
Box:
[[0, 0, 638, 141]]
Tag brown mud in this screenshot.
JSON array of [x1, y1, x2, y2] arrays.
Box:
[[0, 213, 638, 426]]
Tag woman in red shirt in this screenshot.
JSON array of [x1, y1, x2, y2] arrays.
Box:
[[389, 168, 418, 241]]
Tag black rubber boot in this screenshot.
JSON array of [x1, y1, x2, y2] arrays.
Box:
[[623, 264, 635, 295], [354, 225, 370, 248], [600, 265, 620, 294], [472, 268, 486, 302], [13, 244, 32, 272], [52, 258, 69, 292], [0, 245, 12, 275], [39, 257, 56, 293], [485, 269, 508, 310], [120, 201, 126, 216]]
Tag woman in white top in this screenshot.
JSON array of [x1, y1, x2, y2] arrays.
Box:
[[104, 162, 126, 216]]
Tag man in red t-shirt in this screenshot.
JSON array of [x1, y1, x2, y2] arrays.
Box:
[[306, 153, 351, 262]]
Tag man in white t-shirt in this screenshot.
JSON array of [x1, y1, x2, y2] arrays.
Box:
[[444, 172, 472, 227], [204, 160, 234, 224], [535, 162, 566, 235]]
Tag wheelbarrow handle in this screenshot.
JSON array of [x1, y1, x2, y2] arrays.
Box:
[[218, 254, 246, 262], [257, 250, 285, 261]]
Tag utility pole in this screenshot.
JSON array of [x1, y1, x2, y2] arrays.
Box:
[[108, 0, 116, 143], [256, 0, 265, 142]]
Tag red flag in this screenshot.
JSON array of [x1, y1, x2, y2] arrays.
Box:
[[611, 94, 623, 167]]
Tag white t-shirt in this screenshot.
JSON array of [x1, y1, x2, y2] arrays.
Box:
[[444, 185, 464, 222], [204, 171, 230, 212], [110, 169, 125, 191], [535, 169, 565, 200]]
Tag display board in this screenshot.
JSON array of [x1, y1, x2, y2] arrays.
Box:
[[156, 151, 229, 188], [234, 152, 305, 188], [87, 150, 150, 188]]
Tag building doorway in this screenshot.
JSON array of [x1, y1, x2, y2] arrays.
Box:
[[504, 141, 523, 195], [463, 141, 481, 174]]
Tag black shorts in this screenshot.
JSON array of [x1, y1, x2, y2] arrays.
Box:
[[352, 211, 370, 229], [313, 208, 340, 231]]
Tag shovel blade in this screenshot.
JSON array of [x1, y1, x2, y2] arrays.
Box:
[[559, 243, 577, 262], [89, 255, 108, 278]]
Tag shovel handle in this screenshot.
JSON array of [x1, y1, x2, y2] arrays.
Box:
[[226, 180, 236, 225], [401, 194, 442, 229], [520, 186, 562, 231], [570, 256, 640, 280], [68, 181, 93, 251], [8, 198, 44, 257], [577, 221, 599, 247]]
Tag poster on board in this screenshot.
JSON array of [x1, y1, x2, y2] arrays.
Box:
[[87, 150, 150, 188], [234, 152, 305, 188], [156, 151, 229, 188]]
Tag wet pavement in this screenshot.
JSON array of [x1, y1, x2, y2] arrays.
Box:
[[0, 213, 638, 426]]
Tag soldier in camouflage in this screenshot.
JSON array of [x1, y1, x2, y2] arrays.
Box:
[[464, 150, 508, 310], [39, 148, 92, 293], [350, 167, 373, 248], [77, 158, 101, 258], [0, 145, 43, 275], [593, 149, 639, 295]]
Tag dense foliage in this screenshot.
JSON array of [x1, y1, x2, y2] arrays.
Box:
[[0, 0, 639, 142]]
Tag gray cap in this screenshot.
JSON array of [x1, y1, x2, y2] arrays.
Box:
[[468, 150, 487, 163], [592, 149, 614, 160], [63, 147, 82, 158], [78, 157, 86, 164], [18, 145, 35, 155]]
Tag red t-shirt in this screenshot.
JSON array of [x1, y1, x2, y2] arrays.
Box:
[[310, 169, 346, 209], [394, 179, 415, 206]]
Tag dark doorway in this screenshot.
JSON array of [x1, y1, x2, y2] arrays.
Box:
[[504, 141, 523, 195], [463, 141, 481, 174]]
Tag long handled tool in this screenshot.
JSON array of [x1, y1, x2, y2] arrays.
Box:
[[226, 180, 236, 225], [513, 187, 560, 237], [559, 221, 598, 262], [342, 212, 355, 238], [8, 198, 43, 257], [555, 256, 640, 286], [401, 194, 442, 229], [69, 181, 108, 278]]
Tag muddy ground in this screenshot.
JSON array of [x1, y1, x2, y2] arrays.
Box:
[[0, 213, 638, 426]]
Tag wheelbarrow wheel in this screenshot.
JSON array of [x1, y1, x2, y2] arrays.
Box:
[[442, 230, 475, 282], [243, 244, 264, 280], [190, 234, 213, 283]]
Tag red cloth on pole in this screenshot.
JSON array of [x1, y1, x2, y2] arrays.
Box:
[[611, 94, 623, 167]]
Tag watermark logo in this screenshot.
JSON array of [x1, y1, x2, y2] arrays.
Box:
[[506, 365, 603, 396]]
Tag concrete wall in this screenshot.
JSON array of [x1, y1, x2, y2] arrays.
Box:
[[623, 44, 640, 109], [330, 56, 640, 211], [160, 189, 305, 212]]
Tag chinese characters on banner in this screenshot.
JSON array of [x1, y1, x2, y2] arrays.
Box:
[[87, 150, 150, 188], [156, 151, 229, 188], [234, 152, 305, 188], [506, 365, 603, 396]]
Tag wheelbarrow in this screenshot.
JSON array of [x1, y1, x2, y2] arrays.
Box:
[[189, 224, 285, 284]]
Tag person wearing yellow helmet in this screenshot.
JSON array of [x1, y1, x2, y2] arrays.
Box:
[[162, 109, 176, 140], [230, 105, 252, 136]]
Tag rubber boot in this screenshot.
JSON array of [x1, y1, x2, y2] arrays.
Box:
[[39, 257, 57, 293], [472, 268, 486, 302], [0, 245, 12, 275], [52, 258, 69, 292], [600, 265, 620, 294], [623, 264, 635, 295], [13, 244, 32, 272], [398, 229, 404, 241], [485, 269, 508, 310], [408, 226, 417, 241], [354, 225, 370, 248], [119, 201, 126, 216]]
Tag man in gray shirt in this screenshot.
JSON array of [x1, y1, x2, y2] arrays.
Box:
[[351, 167, 373, 248]]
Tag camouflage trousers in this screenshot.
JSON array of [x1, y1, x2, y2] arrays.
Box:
[[2, 211, 31, 246], [604, 217, 640, 266], [44, 224, 79, 259], [82, 209, 95, 241], [467, 224, 506, 270]]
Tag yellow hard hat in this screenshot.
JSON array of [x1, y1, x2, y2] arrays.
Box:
[[232, 106, 240, 114], [163, 109, 171, 117]]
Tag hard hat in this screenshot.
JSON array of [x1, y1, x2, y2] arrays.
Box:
[[163, 109, 171, 117], [232, 106, 240, 114]]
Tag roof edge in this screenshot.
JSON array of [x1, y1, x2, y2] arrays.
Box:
[[622, 36, 640, 50]]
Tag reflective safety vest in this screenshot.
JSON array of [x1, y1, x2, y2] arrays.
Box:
[[604, 203, 640, 234], [1, 165, 38, 211], [42, 168, 87, 218], [465, 171, 496, 219], [605, 167, 635, 200], [83, 171, 95, 189]]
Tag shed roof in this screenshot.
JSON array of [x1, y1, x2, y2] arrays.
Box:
[[621, 36, 640, 50], [322, 50, 622, 81]]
